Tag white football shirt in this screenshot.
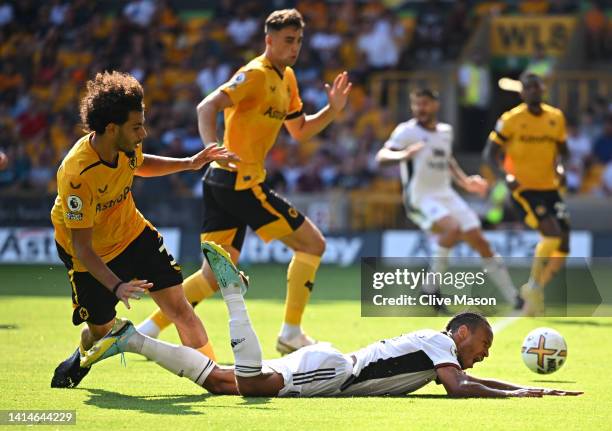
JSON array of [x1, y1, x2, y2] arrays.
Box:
[[384, 119, 454, 202], [340, 329, 461, 396]]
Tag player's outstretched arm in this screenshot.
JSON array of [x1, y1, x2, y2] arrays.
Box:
[[135, 147, 239, 177], [436, 366, 543, 398], [556, 140, 569, 187], [467, 374, 583, 396], [284, 71, 351, 143], [483, 139, 506, 179], [449, 157, 488, 197], [375, 142, 424, 165], [196, 89, 234, 146], [437, 367, 583, 397], [483, 139, 521, 191]]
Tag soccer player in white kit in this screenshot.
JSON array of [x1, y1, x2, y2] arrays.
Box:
[[375, 89, 520, 310], [78, 241, 581, 397], [195, 242, 581, 398]]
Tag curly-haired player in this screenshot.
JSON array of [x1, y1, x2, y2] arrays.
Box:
[[50, 71, 238, 389]]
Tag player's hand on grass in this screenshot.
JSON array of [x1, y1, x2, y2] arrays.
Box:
[[326, 71, 352, 114], [509, 388, 544, 397], [464, 175, 489, 197], [538, 388, 583, 396], [115, 280, 153, 310], [189, 145, 240, 170]]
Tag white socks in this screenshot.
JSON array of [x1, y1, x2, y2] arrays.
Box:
[[422, 245, 451, 294], [430, 245, 451, 273], [223, 293, 263, 378], [482, 255, 518, 303], [135, 319, 160, 339], [124, 329, 215, 386], [279, 323, 301, 340]]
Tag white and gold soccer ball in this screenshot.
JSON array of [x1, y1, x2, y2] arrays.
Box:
[[521, 327, 567, 374]]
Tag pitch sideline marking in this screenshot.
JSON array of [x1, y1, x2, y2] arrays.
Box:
[[492, 316, 521, 334]]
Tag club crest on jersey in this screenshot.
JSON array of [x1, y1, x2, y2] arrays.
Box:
[[67, 195, 83, 212], [128, 155, 137, 169]]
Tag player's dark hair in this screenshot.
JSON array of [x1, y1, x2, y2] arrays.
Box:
[[410, 88, 439, 101], [445, 312, 490, 333], [265, 9, 304, 33], [80, 71, 144, 134], [519, 71, 542, 86]]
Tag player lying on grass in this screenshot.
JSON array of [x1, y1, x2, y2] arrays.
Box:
[[79, 242, 582, 398]]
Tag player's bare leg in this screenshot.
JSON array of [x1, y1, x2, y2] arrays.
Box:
[[149, 285, 211, 352], [277, 217, 326, 353], [462, 228, 520, 308], [200, 366, 240, 395], [431, 216, 462, 250], [523, 216, 565, 316]]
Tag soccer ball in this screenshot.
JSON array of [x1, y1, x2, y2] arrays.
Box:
[[521, 327, 567, 374]]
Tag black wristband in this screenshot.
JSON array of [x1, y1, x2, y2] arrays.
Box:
[[112, 281, 123, 296]]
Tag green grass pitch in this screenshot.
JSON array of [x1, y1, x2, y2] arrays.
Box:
[[1, 263, 611, 430]]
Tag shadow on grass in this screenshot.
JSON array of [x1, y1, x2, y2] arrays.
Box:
[[78, 388, 275, 414], [394, 394, 448, 399], [80, 388, 209, 415]]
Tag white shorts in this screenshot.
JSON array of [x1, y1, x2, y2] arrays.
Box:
[[407, 190, 481, 232], [264, 343, 353, 397]]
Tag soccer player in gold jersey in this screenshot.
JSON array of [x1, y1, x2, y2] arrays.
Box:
[[484, 73, 569, 316], [50, 71, 238, 388], [138, 9, 352, 354]]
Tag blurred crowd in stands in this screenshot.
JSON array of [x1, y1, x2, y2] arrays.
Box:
[[0, 0, 610, 198]]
